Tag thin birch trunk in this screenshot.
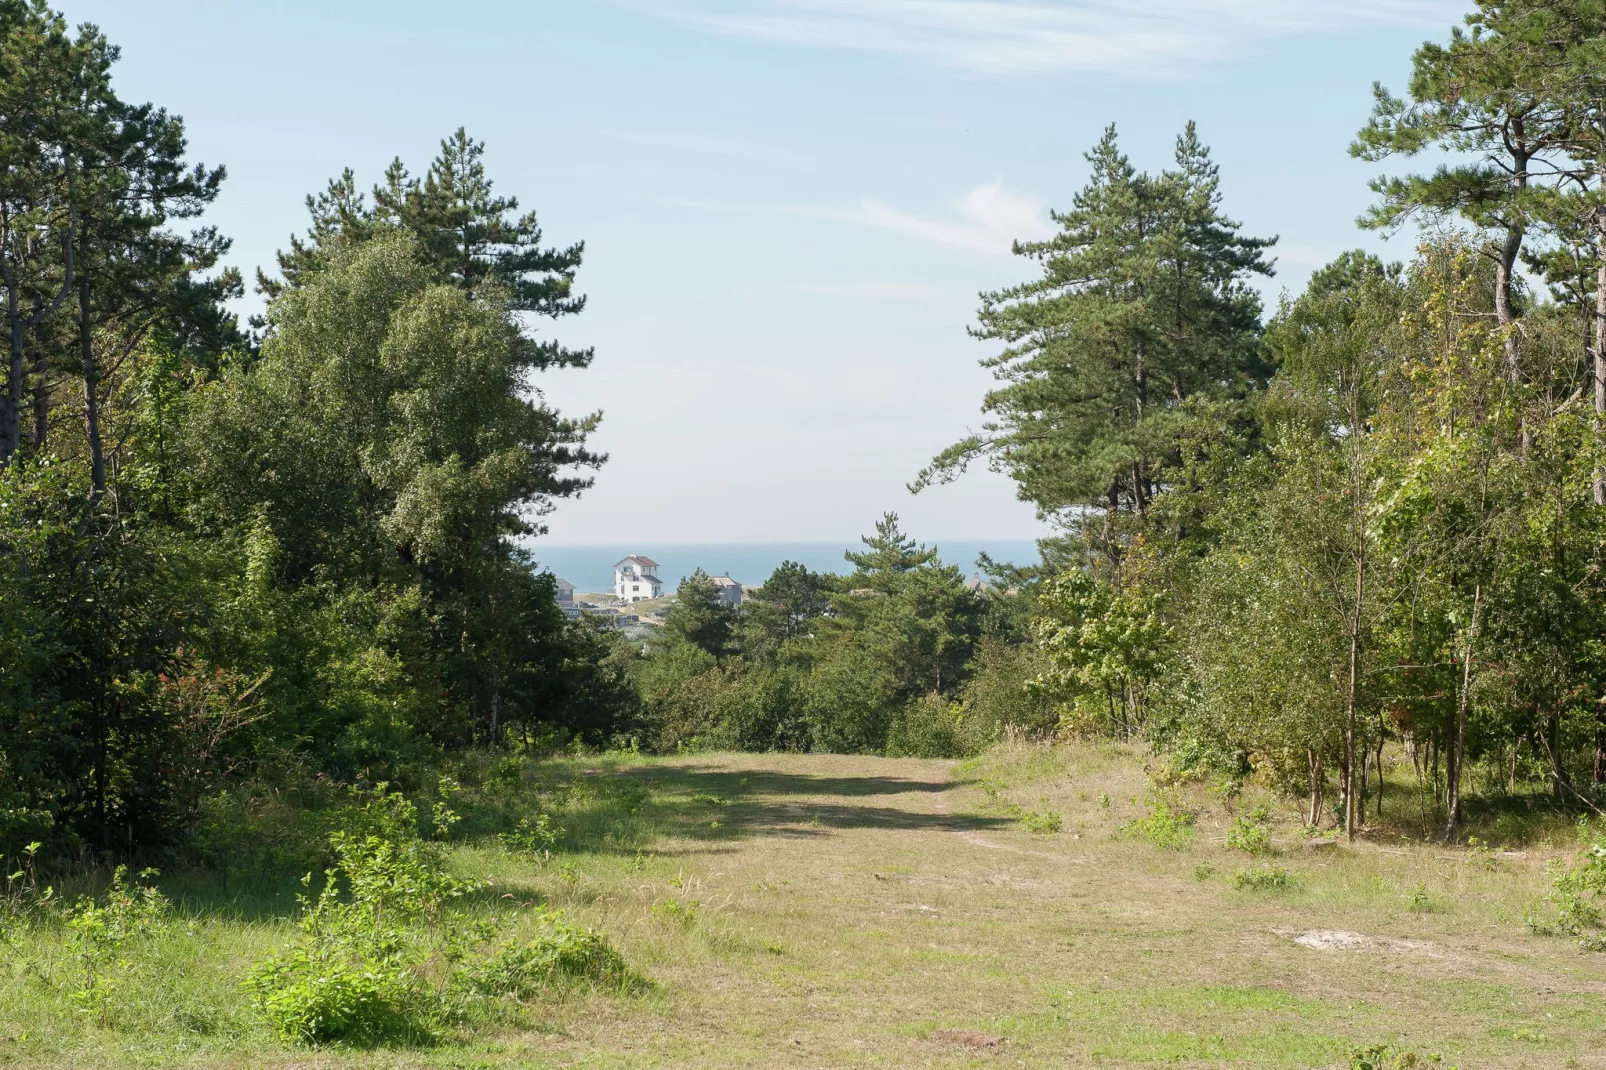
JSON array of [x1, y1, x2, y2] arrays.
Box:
[[1445, 583, 1482, 837]]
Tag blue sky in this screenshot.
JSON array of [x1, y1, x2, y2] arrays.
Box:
[[69, 0, 1464, 545]]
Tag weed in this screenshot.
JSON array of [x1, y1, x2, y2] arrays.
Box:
[[64, 866, 170, 1024], [651, 897, 698, 927], [1225, 810, 1272, 857], [559, 862, 579, 885], [1020, 800, 1063, 835], [1350, 1044, 1442, 1068], [244, 783, 483, 1046], [1403, 883, 1433, 913], [1097, 792, 1111, 811], [465, 910, 642, 999], [1124, 790, 1194, 850], [1526, 840, 1606, 949], [500, 813, 564, 861], [1230, 865, 1296, 892], [1193, 863, 1215, 881], [1465, 836, 1500, 872]]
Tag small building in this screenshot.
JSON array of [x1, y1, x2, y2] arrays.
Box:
[[554, 578, 580, 619], [614, 555, 663, 603], [710, 575, 744, 608]]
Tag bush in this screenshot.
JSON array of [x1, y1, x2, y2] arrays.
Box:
[[803, 647, 898, 754], [1230, 864, 1296, 892], [886, 694, 997, 759], [64, 865, 171, 1023], [961, 639, 1058, 736], [1020, 806, 1063, 835], [246, 945, 436, 1046], [1225, 809, 1272, 856], [1350, 1044, 1441, 1068], [1527, 840, 1606, 949], [1125, 790, 1195, 850], [244, 784, 480, 1046], [466, 911, 642, 998]]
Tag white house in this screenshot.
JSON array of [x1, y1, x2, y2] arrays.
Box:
[[614, 555, 663, 602], [710, 575, 744, 608]]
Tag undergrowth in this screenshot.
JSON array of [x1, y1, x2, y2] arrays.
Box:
[[1125, 789, 1195, 850]]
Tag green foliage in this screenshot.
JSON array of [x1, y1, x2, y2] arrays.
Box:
[[1019, 804, 1063, 835], [500, 813, 563, 860], [915, 124, 1274, 559], [1403, 883, 1434, 913], [886, 694, 998, 760], [466, 911, 642, 998], [1225, 807, 1273, 856], [244, 785, 483, 1046], [1033, 569, 1170, 736], [1527, 842, 1606, 950], [1349, 1044, 1441, 1069], [1124, 790, 1195, 850], [1230, 865, 1296, 892], [663, 569, 737, 657], [64, 866, 171, 1023]]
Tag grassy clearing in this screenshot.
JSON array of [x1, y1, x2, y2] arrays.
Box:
[[3, 743, 1606, 1067]]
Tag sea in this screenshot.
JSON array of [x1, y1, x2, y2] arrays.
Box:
[[526, 540, 1043, 596]]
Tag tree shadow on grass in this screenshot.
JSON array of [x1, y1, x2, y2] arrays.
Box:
[[551, 763, 1010, 855], [161, 758, 1000, 920]]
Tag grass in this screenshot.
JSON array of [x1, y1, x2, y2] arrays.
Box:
[[3, 742, 1606, 1067]]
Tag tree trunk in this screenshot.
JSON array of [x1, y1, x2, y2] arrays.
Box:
[[1307, 748, 1324, 827], [1376, 731, 1386, 821], [2, 279, 21, 463], [79, 274, 104, 501], [1594, 200, 1606, 506], [1345, 554, 1364, 841], [1495, 141, 1527, 385], [1445, 583, 1482, 838], [30, 322, 49, 452]]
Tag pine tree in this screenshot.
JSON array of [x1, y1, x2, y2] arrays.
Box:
[[915, 125, 1273, 566], [1350, 0, 1574, 377], [664, 569, 736, 657], [265, 129, 592, 370]]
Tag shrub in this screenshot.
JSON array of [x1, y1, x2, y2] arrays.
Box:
[[246, 945, 434, 1046], [1402, 883, 1433, 913], [1020, 805, 1063, 835], [960, 639, 1058, 736], [1527, 841, 1606, 949], [466, 911, 641, 998], [1350, 1044, 1441, 1068], [245, 784, 481, 1046], [1225, 810, 1272, 856], [887, 694, 997, 759], [500, 813, 563, 860], [64, 865, 170, 1023], [1125, 790, 1195, 850], [1230, 864, 1296, 892]]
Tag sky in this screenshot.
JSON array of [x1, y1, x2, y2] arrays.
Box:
[[66, 0, 1466, 546]]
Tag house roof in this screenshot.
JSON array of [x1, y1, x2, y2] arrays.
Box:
[[710, 575, 741, 587], [614, 555, 659, 570], [554, 578, 576, 591]]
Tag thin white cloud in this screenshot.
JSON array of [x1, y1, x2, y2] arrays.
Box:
[[636, 0, 1462, 75], [673, 179, 1053, 255]]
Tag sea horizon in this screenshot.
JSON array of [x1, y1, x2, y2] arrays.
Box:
[[525, 539, 1043, 596]]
